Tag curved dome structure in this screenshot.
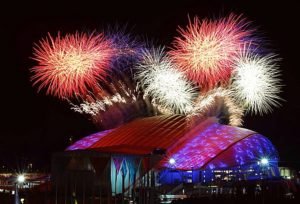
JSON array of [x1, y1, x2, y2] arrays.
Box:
[[66, 115, 278, 170]]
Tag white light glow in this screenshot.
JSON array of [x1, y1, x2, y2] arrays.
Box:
[[169, 158, 176, 165], [260, 158, 269, 165], [17, 175, 25, 183]]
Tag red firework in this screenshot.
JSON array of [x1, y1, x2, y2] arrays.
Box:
[[169, 14, 252, 90], [31, 32, 114, 99]]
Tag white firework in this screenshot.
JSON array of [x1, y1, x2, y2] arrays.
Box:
[[231, 52, 282, 115], [70, 91, 136, 116], [135, 47, 197, 114]]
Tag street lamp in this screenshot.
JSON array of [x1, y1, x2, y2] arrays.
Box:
[[258, 157, 270, 180], [260, 158, 269, 166], [258, 157, 270, 203], [15, 174, 25, 204], [17, 175, 25, 183], [169, 158, 176, 165]]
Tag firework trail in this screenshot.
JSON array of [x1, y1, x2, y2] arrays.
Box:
[[190, 88, 244, 126], [70, 81, 138, 116], [70, 77, 158, 129]]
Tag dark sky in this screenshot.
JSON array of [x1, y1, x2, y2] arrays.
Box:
[[1, 1, 299, 171]]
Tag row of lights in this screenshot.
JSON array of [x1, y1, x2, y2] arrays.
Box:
[[168, 157, 270, 166]]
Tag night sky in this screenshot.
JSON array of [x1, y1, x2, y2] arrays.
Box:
[[1, 1, 299, 171]]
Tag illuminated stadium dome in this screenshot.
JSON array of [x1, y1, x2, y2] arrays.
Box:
[[51, 115, 279, 201], [66, 115, 278, 171]]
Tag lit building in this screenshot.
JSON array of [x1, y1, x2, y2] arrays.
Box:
[[52, 115, 279, 202], [279, 167, 297, 180]]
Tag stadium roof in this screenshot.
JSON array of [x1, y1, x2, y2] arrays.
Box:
[[67, 115, 278, 170]]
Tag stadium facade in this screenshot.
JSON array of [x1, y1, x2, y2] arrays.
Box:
[[52, 115, 279, 203]]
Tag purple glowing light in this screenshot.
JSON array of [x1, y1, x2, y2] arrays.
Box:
[[161, 123, 278, 170], [66, 129, 114, 151]]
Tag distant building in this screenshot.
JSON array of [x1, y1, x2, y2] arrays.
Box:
[[279, 166, 297, 179]]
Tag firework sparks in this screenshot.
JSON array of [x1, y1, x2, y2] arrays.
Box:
[[70, 93, 134, 116], [135, 47, 197, 114], [231, 51, 281, 115], [224, 95, 244, 126], [31, 32, 114, 99], [190, 88, 244, 126], [105, 26, 144, 69], [29, 14, 282, 126], [169, 14, 253, 89], [70, 80, 138, 116]]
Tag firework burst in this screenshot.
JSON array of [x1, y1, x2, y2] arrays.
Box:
[[169, 14, 253, 89], [105, 26, 145, 70], [31, 32, 114, 99], [135, 47, 197, 114], [231, 51, 281, 115], [29, 14, 283, 128]]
